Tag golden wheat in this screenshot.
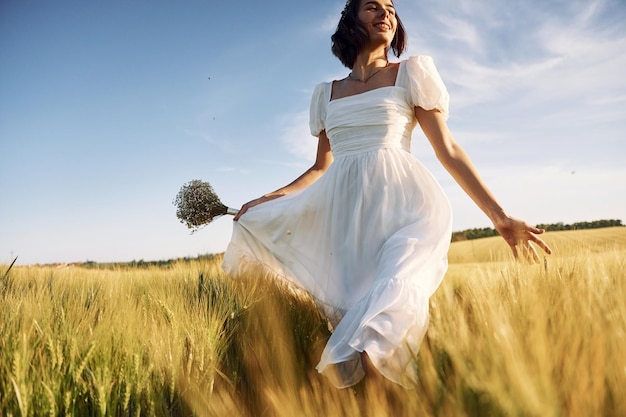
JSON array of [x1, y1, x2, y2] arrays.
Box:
[[1, 227, 624, 416]]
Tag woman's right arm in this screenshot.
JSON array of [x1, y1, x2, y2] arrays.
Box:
[[233, 131, 333, 221]]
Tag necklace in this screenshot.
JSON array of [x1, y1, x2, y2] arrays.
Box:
[[347, 63, 389, 82]]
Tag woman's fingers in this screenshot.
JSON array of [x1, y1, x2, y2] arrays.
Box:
[[511, 233, 551, 263], [511, 240, 538, 263], [233, 203, 251, 221], [499, 218, 552, 263], [529, 233, 552, 255], [233, 197, 268, 221], [233, 194, 284, 222]]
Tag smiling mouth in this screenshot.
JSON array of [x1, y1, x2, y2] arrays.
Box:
[[374, 23, 391, 31]]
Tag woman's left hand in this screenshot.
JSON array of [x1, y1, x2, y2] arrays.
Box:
[[493, 216, 552, 263]]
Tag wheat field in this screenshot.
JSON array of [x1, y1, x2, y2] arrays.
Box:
[[1, 227, 625, 416]]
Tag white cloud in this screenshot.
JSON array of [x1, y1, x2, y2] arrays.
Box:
[[435, 15, 484, 54], [403, 0, 626, 111], [394, 0, 626, 229]]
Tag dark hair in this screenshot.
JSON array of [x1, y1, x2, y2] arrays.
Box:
[[331, 0, 407, 69]]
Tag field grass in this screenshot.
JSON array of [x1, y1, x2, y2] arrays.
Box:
[[1, 227, 625, 416]]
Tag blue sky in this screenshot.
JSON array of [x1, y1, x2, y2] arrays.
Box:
[[1, 0, 625, 265]]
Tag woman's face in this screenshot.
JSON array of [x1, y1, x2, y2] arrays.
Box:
[[357, 0, 397, 47]]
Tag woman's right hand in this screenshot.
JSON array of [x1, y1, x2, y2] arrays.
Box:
[[233, 194, 283, 221]]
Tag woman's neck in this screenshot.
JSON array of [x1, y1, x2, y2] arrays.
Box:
[[351, 48, 389, 78]]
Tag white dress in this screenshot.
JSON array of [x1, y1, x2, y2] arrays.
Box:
[[222, 56, 453, 388]]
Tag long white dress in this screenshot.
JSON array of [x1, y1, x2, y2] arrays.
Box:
[[222, 55, 453, 388]]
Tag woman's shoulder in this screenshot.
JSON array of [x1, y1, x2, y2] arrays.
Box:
[[311, 81, 332, 103], [313, 80, 333, 91], [398, 55, 445, 83], [309, 82, 331, 136], [405, 54, 434, 62], [400, 55, 436, 70], [399, 55, 449, 119]]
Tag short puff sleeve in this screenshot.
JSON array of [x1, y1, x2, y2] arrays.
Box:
[[309, 82, 329, 137], [405, 55, 450, 120]]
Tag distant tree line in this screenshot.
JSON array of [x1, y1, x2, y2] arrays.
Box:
[[536, 219, 623, 231], [80, 253, 221, 270], [451, 219, 623, 242]]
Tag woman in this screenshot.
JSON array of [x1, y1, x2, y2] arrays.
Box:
[[222, 0, 552, 388]]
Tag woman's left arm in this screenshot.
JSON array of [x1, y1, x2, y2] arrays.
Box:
[[415, 106, 552, 262]]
